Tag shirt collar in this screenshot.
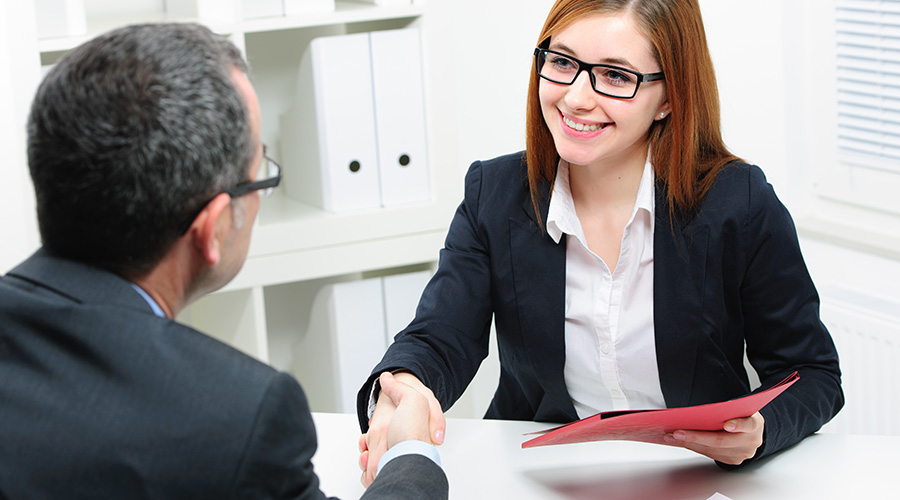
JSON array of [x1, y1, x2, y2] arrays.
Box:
[[546, 158, 655, 245], [130, 284, 167, 318]]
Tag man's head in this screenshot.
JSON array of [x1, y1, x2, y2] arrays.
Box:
[[27, 23, 257, 279]]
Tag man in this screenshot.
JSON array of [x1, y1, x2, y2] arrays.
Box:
[[0, 23, 447, 499]]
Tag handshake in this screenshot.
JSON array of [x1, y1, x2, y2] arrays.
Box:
[[358, 372, 447, 487]]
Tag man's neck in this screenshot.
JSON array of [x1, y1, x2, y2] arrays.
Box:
[[128, 242, 203, 319]]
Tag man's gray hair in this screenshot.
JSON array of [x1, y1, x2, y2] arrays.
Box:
[[27, 23, 255, 276]]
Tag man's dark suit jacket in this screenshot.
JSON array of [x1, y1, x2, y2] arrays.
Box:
[[359, 151, 843, 464], [0, 249, 447, 499]]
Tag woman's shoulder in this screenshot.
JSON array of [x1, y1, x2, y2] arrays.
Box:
[[468, 151, 528, 177], [463, 150, 529, 196], [691, 161, 794, 236], [702, 161, 779, 210]]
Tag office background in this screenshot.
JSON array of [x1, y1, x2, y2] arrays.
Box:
[[1, 0, 897, 432]]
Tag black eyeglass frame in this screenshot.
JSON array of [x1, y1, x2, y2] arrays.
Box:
[[533, 48, 665, 100], [177, 152, 282, 235], [223, 153, 282, 199]]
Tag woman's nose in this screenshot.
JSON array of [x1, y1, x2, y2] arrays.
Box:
[[564, 70, 597, 111]]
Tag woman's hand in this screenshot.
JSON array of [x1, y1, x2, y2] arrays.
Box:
[[358, 372, 445, 487], [663, 411, 765, 465]]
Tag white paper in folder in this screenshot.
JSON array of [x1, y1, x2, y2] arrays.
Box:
[[370, 28, 430, 207]]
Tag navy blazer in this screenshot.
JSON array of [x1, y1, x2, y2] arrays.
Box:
[[0, 249, 447, 499], [359, 151, 842, 463]]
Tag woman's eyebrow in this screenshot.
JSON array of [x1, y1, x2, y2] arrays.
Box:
[[548, 41, 637, 70]]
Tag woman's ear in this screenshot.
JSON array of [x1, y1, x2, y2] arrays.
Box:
[[655, 100, 672, 121], [186, 193, 232, 267]]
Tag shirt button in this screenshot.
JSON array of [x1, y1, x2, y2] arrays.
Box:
[[601, 343, 611, 355]]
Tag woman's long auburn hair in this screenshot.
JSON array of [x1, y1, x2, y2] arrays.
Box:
[[525, 0, 741, 227]]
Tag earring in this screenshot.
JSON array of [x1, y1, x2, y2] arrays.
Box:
[[659, 112, 666, 118]]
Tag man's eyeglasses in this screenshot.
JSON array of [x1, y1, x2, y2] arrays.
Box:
[[226, 150, 282, 199], [534, 48, 665, 100], [178, 149, 282, 235]]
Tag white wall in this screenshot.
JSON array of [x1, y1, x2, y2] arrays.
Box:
[[449, 0, 555, 168], [0, 2, 40, 273]]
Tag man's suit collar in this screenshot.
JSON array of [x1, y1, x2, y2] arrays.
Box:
[[7, 248, 156, 315]]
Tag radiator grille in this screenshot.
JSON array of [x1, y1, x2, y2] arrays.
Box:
[[818, 288, 900, 435]]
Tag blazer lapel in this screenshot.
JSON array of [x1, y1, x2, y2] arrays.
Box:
[[508, 185, 577, 420], [653, 186, 709, 408]]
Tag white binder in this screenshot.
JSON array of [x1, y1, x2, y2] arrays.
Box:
[[34, 0, 87, 39], [345, 0, 412, 6], [381, 270, 432, 346], [165, 0, 236, 24], [370, 28, 430, 207], [242, 0, 283, 19], [292, 277, 387, 413], [282, 0, 335, 16], [281, 32, 381, 213]]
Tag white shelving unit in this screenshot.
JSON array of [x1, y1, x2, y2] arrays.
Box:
[[19, 0, 463, 410]]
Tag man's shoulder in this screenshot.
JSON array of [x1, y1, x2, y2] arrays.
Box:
[[1, 249, 283, 405]]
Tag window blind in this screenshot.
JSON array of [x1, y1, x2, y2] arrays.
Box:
[[836, 0, 900, 173]]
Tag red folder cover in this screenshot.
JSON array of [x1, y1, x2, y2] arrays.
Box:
[[522, 372, 799, 448]]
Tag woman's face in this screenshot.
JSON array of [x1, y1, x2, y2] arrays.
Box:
[[539, 12, 669, 171]]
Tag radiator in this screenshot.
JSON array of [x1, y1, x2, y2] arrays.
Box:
[[817, 287, 900, 436]]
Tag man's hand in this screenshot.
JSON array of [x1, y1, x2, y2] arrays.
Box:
[[358, 372, 445, 487], [663, 411, 765, 465]]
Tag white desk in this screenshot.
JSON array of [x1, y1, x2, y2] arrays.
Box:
[[311, 413, 894, 499]]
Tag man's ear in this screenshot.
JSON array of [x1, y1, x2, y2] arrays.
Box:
[[187, 193, 232, 267]]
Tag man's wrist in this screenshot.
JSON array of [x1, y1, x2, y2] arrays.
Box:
[[377, 440, 442, 476]]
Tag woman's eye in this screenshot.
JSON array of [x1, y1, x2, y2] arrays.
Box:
[[550, 56, 577, 72], [600, 68, 635, 86]]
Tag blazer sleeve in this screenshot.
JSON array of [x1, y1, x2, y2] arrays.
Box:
[[357, 160, 496, 431], [737, 166, 843, 464], [229, 372, 337, 500], [363, 455, 448, 500]]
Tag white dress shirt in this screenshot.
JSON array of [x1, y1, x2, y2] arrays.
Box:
[[546, 159, 666, 419]]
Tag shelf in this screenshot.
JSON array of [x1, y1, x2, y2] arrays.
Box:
[[224, 227, 445, 291], [249, 189, 451, 250], [36, 1, 424, 54], [241, 2, 424, 34]]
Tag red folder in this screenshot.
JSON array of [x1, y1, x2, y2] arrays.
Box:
[[522, 372, 799, 448]]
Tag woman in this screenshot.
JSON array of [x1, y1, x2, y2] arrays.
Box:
[[357, 0, 842, 485]]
